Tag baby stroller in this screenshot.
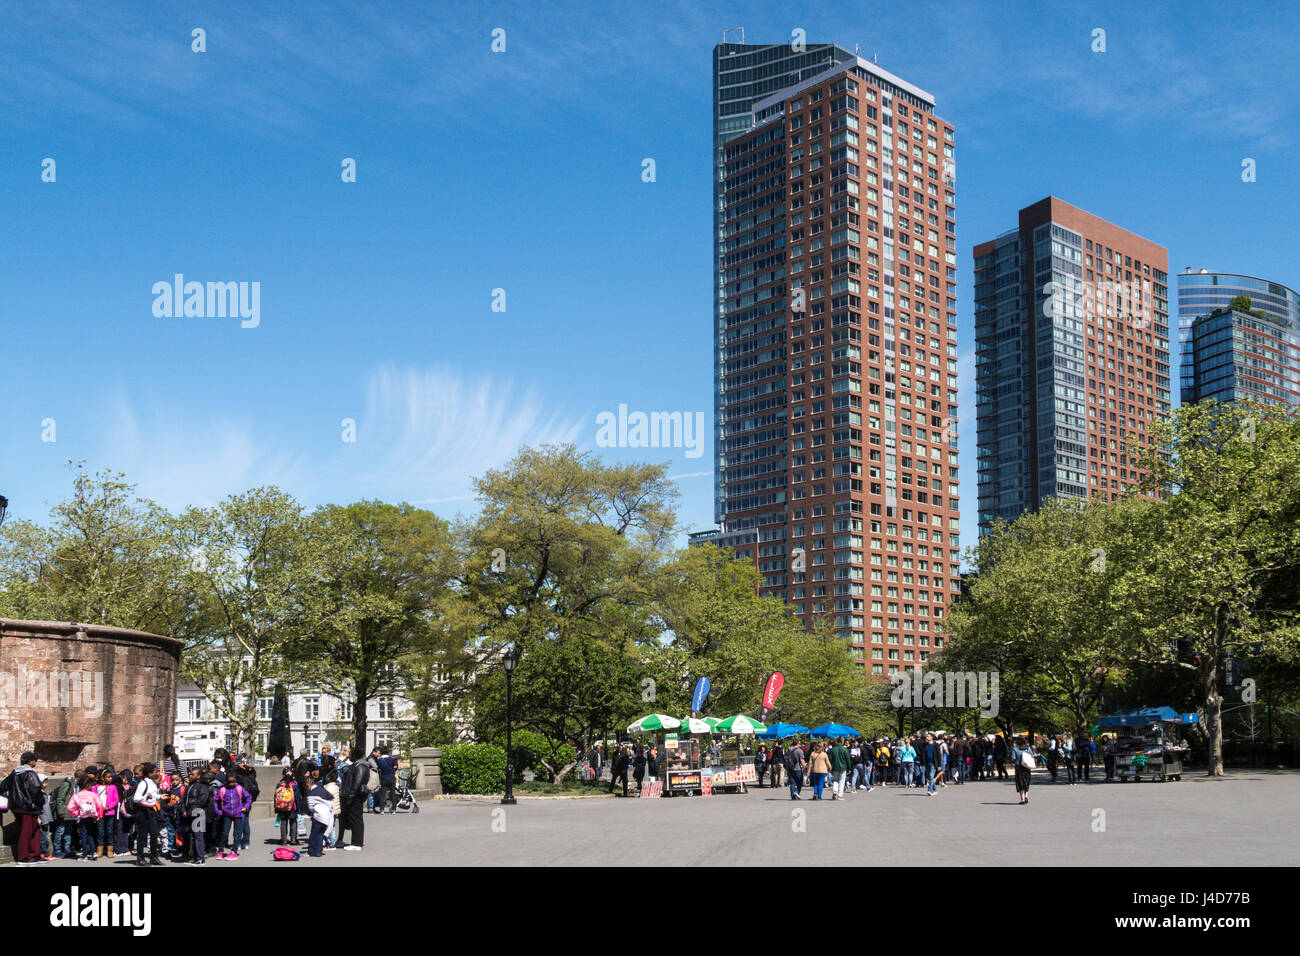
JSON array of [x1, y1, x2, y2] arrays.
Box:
[[392, 768, 420, 813]]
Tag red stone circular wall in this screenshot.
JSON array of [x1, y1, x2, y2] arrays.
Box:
[[0, 619, 181, 776]]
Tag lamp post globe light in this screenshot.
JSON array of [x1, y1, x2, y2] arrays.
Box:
[[502, 646, 519, 805]]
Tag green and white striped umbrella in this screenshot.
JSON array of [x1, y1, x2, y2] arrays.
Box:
[[714, 714, 767, 735], [627, 714, 681, 734], [678, 717, 715, 734]]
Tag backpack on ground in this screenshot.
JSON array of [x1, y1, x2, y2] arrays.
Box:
[[271, 846, 301, 861], [274, 781, 296, 813]]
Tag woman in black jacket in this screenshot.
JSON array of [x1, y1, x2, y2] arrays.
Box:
[[183, 769, 212, 863], [632, 747, 647, 792], [338, 748, 368, 850]]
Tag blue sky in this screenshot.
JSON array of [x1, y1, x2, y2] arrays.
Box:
[[3, 0, 1298, 558]]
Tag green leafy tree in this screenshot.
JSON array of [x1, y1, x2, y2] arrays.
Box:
[[943, 497, 1151, 740], [1128, 400, 1300, 776], [0, 463, 185, 632], [288, 500, 456, 750], [772, 619, 880, 730], [441, 445, 679, 747], [170, 488, 320, 755], [654, 544, 807, 715], [471, 628, 651, 778]]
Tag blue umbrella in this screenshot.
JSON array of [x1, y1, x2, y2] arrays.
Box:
[[810, 723, 860, 738], [756, 722, 810, 739]]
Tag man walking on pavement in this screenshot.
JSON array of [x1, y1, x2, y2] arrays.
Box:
[[829, 737, 851, 800]]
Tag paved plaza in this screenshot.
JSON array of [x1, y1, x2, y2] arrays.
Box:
[[41, 769, 1298, 867]]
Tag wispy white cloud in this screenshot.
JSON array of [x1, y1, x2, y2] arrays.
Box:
[[75, 367, 583, 517], [348, 365, 585, 508], [98, 390, 307, 511], [0, 2, 717, 141]]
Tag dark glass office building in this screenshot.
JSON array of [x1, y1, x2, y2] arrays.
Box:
[[1183, 306, 1300, 407], [1177, 270, 1300, 406], [974, 198, 1170, 536]]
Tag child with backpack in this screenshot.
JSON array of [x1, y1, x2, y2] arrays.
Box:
[[273, 770, 300, 845], [212, 772, 252, 860], [52, 774, 78, 858], [66, 777, 106, 861]]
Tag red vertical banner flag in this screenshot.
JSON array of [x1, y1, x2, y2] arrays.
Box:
[[760, 672, 785, 721]]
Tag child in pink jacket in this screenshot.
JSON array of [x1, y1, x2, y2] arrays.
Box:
[[94, 771, 121, 857], [67, 778, 106, 861]]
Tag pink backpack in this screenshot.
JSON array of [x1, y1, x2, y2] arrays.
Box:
[[271, 846, 300, 861]]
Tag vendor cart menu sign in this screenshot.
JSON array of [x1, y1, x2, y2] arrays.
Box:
[[666, 770, 701, 791], [639, 780, 663, 798], [726, 764, 756, 784]]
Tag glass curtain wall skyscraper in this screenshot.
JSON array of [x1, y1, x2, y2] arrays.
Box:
[[1177, 270, 1300, 406], [975, 198, 1170, 536]]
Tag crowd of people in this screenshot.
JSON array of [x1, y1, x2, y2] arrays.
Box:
[[0, 742, 407, 866], [751, 731, 1105, 803], [596, 729, 1113, 803]]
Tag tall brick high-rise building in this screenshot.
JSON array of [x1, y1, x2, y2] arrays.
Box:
[[713, 39, 858, 526], [974, 198, 1170, 537], [704, 47, 962, 676]]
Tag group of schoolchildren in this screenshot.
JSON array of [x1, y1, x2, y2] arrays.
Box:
[[2, 742, 388, 866]]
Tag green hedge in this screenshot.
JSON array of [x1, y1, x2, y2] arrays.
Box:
[[441, 742, 508, 794]]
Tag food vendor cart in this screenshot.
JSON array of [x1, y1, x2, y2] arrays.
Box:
[[702, 741, 757, 793], [702, 715, 765, 793], [1098, 706, 1196, 782], [661, 736, 705, 796]]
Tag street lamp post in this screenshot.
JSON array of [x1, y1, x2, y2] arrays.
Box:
[[502, 647, 519, 805]]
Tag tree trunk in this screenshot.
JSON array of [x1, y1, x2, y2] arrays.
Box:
[[541, 759, 579, 784], [1204, 657, 1224, 777], [352, 690, 369, 756]]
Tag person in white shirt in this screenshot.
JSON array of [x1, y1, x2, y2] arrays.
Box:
[[131, 763, 164, 866]]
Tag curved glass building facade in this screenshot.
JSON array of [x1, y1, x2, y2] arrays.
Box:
[[1177, 270, 1300, 401]]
